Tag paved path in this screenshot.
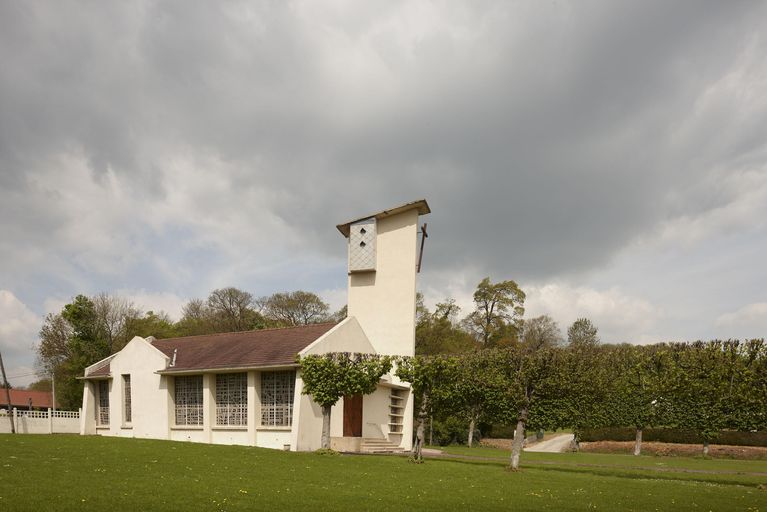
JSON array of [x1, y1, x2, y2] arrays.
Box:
[[524, 433, 574, 453]]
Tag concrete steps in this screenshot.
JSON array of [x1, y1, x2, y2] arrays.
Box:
[[360, 437, 405, 454]]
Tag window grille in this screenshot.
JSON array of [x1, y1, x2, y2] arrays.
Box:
[[175, 375, 203, 426], [215, 373, 247, 426], [123, 375, 132, 424], [97, 380, 110, 426], [261, 371, 295, 427]]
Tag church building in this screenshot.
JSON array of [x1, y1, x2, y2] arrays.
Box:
[[80, 200, 430, 452]]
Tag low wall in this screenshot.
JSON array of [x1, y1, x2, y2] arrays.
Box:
[[0, 409, 81, 434]]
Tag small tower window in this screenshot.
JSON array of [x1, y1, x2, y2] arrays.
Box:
[[360, 241, 366, 247], [360, 227, 366, 234]]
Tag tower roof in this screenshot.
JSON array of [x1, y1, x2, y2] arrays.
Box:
[[336, 199, 430, 237]]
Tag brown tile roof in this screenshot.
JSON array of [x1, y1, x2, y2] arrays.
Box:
[[152, 322, 336, 373], [88, 362, 111, 377], [1, 388, 54, 409]]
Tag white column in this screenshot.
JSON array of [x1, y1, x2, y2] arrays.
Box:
[[12, 408, 18, 434], [247, 371, 257, 446], [48, 408, 53, 434], [203, 374, 213, 443]]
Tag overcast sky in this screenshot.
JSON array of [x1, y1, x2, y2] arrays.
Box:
[[2, 1, 767, 386]]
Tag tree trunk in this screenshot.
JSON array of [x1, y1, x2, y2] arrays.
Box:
[[703, 440, 709, 456], [429, 415, 433, 446], [467, 417, 476, 448], [573, 430, 580, 452], [509, 408, 527, 471], [321, 404, 332, 450], [633, 427, 642, 456], [412, 392, 429, 462]]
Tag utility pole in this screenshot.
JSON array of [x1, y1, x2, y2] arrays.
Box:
[[0, 351, 16, 433]]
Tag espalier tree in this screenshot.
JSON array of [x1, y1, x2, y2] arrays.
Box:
[[556, 342, 612, 450], [608, 344, 672, 456], [449, 350, 513, 447], [395, 355, 457, 462], [297, 352, 392, 450], [500, 346, 568, 471]]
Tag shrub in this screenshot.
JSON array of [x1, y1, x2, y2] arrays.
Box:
[[580, 427, 767, 447]]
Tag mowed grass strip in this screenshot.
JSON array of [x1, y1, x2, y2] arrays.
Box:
[[0, 435, 765, 512], [437, 444, 767, 474]]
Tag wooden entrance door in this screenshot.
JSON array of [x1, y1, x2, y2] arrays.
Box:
[[343, 394, 363, 437]]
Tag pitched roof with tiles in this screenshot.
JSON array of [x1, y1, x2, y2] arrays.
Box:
[[1, 388, 54, 409], [152, 322, 337, 373]]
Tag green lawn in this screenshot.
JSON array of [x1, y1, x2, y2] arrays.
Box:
[[1, 435, 765, 511]]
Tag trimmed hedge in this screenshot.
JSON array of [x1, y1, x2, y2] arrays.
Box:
[[580, 427, 767, 447]]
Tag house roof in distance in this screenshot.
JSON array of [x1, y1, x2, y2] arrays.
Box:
[[336, 199, 431, 237], [0, 388, 54, 409], [152, 322, 337, 373]]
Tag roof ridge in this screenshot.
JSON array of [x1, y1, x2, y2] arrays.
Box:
[[151, 321, 338, 344]]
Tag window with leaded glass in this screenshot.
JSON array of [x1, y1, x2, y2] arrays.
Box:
[[215, 373, 247, 426], [96, 380, 109, 426], [175, 375, 203, 426], [261, 371, 295, 427], [122, 374, 132, 424]]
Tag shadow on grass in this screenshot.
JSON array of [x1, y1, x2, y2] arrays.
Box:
[[422, 454, 766, 488]]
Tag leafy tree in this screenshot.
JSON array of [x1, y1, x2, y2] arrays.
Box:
[[57, 295, 109, 409], [557, 342, 611, 450], [667, 340, 765, 455], [416, 298, 477, 355], [36, 313, 72, 377], [331, 305, 348, 323], [395, 355, 457, 462], [26, 379, 52, 392], [298, 352, 392, 450], [208, 287, 265, 331], [259, 291, 331, 326], [92, 293, 141, 353], [125, 311, 178, 339], [462, 278, 525, 347], [449, 350, 511, 447], [567, 318, 600, 348], [176, 288, 267, 335], [499, 346, 566, 470], [521, 315, 564, 352], [606, 344, 671, 455]]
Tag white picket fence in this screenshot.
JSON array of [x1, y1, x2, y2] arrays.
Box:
[[0, 408, 81, 434]]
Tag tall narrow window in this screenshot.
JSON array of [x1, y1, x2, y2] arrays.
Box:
[[175, 375, 203, 426], [261, 371, 295, 427], [96, 380, 110, 426], [215, 373, 247, 426], [122, 374, 132, 424]]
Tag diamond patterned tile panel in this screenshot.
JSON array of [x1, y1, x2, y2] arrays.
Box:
[[349, 218, 376, 272]]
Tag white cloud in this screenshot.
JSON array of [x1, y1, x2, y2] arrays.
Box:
[[0, 290, 42, 386], [523, 283, 661, 344], [715, 302, 767, 338], [116, 289, 188, 322]]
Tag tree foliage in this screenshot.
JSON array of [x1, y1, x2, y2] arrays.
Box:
[[415, 296, 477, 355], [461, 278, 525, 347], [259, 291, 330, 326], [567, 318, 600, 348], [298, 352, 392, 449], [521, 315, 564, 352]]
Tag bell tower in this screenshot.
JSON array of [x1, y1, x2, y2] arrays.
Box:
[[337, 200, 430, 356]]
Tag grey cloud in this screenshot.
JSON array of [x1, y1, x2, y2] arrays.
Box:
[[1, 1, 766, 331]]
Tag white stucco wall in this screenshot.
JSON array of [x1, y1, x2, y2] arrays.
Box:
[[347, 208, 419, 357], [300, 317, 376, 355], [91, 336, 171, 440], [362, 385, 391, 439], [290, 371, 344, 452]]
